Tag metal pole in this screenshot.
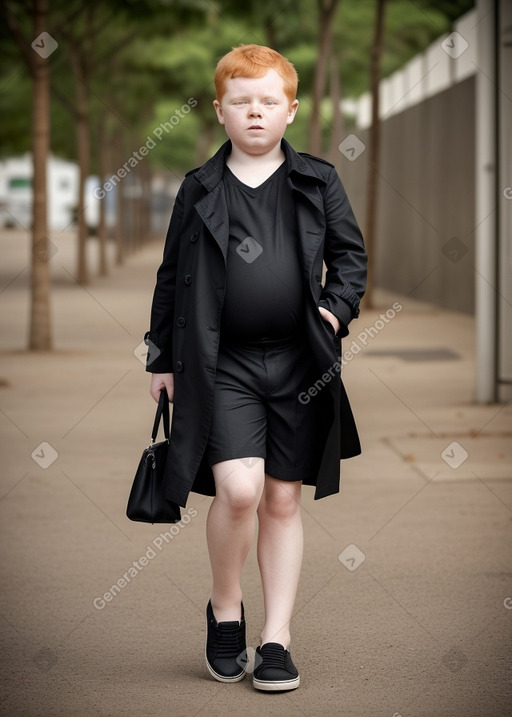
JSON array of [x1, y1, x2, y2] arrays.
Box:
[[475, 0, 498, 403]]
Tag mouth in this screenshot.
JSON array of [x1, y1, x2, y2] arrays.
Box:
[[247, 125, 264, 130]]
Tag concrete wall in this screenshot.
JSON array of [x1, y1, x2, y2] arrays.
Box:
[[498, 0, 512, 388], [340, 76, 475, 314]]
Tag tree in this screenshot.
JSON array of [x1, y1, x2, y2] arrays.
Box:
[[327, 46, 344, 164], [363, 0, 387, 309], [55, 2, 141, 283], [61, 10, 92, 285], [2, 0, 53, 350], [308, 0, 341, 156]]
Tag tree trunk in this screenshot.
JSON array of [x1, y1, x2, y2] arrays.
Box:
[[132, 138, 143, 253], [140, 159, 152, 244], [363, 0, 387, 310], [308, 0, 340, 157], [29, 0, 53, 350], [135, 191, 142, 251], [263, 15, 279, 52], [97, 114, 108, 276], [195, 116, 216, 166], [328, 47, 344, 167], [70, 45, 90, 285], [114, 132, 124, 265]]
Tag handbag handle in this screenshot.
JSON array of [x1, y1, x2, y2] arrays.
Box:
[[150, 389, 170, 444]]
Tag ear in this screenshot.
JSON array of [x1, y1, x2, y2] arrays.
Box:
[[287, 99, 299, 125], [213, 99, 225, 125]]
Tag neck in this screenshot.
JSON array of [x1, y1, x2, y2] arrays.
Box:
[[227, 140, 284, 168]]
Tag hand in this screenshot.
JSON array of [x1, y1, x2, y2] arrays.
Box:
[[150, 373, 174, 403], [318, 306, 340, 335]]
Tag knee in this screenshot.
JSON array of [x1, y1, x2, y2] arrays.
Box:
[[212, 459, 264, 515], [219, 480, 262, 516], [259, 482, 301, 522]]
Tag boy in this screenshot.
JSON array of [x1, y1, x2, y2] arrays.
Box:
[[145, 44, 366, 691]]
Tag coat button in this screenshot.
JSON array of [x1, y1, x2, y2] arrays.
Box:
[[314, 274, 321, 282], [190, 232, 198, 242], [176, 317, 186, 327], [175, 361, 183, 372], [184, 274, 192, 285]]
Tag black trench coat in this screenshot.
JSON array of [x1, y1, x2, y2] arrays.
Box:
[[145, 138, 367, 508]]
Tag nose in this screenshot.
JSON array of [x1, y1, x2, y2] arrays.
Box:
[[248, 102, 262, 117]]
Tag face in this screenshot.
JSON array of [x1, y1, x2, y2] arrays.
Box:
[[213, 69, 299, 156]]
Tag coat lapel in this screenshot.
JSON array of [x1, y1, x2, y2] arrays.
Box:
[[288, 176, 326, 279], [280, 139, 327, 279], [192, 141, 232, 263], [192, 138, 328, 274], [194, 185, 230, 264]]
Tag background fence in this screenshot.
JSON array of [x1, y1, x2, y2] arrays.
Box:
[[342, 75, 475, 314]]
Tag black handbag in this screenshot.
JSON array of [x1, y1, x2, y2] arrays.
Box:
[[126, 389, 181, 524]]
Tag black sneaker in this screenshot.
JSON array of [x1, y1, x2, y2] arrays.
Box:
[[253, 642, 300, 691], [205, 600, 246, 683]]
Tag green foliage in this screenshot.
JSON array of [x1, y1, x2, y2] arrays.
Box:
[[0, 66, 32, 157], [419, 0, 474, 23], [382, 0, 450, 77], [0, 0, 475, 170], [333, 0, 452, 98], [143, 97, 202, 174]]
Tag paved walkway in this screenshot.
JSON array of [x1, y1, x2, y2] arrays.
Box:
[[0, 229, 511, 716]]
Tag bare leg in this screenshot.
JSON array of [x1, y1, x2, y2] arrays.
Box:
[[206, 458, 265, 622], [257, 475, 303, 649]]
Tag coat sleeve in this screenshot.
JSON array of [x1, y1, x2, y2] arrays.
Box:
[[144, 184, 185, 373], [318, 168, 367, 338]]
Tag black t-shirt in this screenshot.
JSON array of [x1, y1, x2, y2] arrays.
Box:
[[220, 161, 304, 343]]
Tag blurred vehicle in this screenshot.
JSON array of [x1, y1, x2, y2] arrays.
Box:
[[0, 154, 101, 231]]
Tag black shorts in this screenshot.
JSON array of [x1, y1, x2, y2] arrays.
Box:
[[205, 336, 331, 482]]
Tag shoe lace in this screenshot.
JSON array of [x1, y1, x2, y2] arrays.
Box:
[[215, 623, 244, 658], [259, 643, 286, 668]]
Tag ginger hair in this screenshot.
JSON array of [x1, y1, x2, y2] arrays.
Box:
[[214, 44, 298, 104]]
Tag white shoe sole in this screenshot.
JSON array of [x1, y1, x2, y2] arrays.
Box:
[[253, 675, 300, 691]]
